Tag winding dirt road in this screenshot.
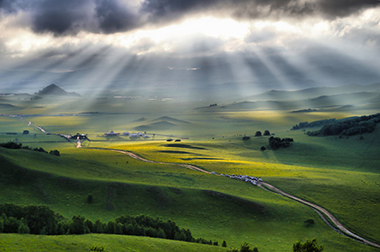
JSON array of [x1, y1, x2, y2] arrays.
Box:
[[90, 148, 211, 174], [90, 147, 380, 249], [259, 182, 380, 248], [23, 118, 380, 248], [21, 119, 380, 249]]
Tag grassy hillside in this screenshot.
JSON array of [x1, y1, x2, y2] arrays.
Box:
[[0, 234, 228, 252], [1, 88, 380, 251], [1, 146, 377, 251]]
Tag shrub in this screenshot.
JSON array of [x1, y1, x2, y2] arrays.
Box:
[[304, 219, 314, 227], [293, 238, 323, 252], [49, 150, 60, 156], [87, 195, 93, 204], [89, 246, 107, 252], [222, 241, 227, 247], [254, 131, 262, 137], [263, 130, 270, 136]]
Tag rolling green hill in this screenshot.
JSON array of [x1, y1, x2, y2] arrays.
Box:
[[2, 145, 377, 251]]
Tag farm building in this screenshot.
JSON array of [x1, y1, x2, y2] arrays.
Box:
[[104, 130, 120, 136], [130, 133, 139, 139]]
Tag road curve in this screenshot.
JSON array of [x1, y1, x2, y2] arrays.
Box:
[[259, 182, 380, 248], [88, 147, 380, 248], [88, 147, 211, 174], [91, 147, 380, 249]]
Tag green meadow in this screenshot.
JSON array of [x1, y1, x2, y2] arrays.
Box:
[[1, 92, 380, 252]]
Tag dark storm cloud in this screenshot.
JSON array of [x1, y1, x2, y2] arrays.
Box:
[[141, 0, 379, 23], [140, 0, 220, 22], [1, 0, 379, 35], [317, 0, 379, 19], [30, 0, 94, 35], [95, 0, 139, 33], [0, 0, 30, 14]]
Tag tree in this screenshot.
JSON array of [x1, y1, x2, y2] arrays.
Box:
[[87, 195, 93, 204], [69, 215, 86, 234], [254, 131, 262, 137], [240, 242, 254, 252], [293, 238, 324, 252], [23, 205, 57, 234], [222, 241, 227, 247], [260, 146, 266, 151], [18, 219, 30, 234], [106, 221, 116, 234], [94, 220, 104, 233], [49, 150, 60, 156], [263, 130, 270, 136]]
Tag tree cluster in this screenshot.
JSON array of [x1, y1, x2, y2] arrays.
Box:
[[268, 137, 293, 150], [0, 142, 60, 156], [306, 113, 380, 137], [0, 203, 219, 246], [293, 238, 324, 252], [291, 119, 336, 130], [227, 242, 259, 252], [253, 130, 270, 137]]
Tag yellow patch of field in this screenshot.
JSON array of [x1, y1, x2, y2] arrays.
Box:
[[29, 116, 89, 127]]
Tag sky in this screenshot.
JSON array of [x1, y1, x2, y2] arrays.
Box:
[[0, 0, 380, 94]]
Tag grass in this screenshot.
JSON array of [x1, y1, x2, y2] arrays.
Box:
[[1, 103, 380, 251], [0, 233, 228, 252]]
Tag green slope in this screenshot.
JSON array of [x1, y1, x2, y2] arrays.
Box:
[[0, 147, 378, 252]]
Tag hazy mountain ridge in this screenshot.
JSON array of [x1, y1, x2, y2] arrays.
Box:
[[196, 83, 380, 111], [36, 84, 81, 97], [246, 83, 380, 102]]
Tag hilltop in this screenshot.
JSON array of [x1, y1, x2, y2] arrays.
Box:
[[36, 84, 81, 97]]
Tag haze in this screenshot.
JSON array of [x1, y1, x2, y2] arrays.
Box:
[[1, 0, 380, 97]]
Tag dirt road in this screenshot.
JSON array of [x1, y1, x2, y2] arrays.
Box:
[[259, 182, 380, 248], [91, 148, 211, 174], [92, 147, 379, 248]]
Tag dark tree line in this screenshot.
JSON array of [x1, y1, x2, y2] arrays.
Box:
[[306, 113, 380, 137], [0, 142, 60, 156], [0, 203, 220, 246], [291, 119, 336, 130]]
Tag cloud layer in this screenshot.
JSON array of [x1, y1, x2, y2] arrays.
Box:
[[1, 0, 379, 35]]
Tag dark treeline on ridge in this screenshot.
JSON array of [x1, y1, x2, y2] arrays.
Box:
[[291, 113, 380, 137], [0, 203, 221, 246], [0, 142, 60, 156], [307, 113, 380, 137], [291, 119, 336, 130]]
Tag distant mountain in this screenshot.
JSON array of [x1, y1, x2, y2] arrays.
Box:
[[152, 116, 191, 124], [134, 121, 176, 131], [134, 117, 148, 122], [246, 83, 380, 102], [199, 91, 380, 111], [36, 84, 81, 97]]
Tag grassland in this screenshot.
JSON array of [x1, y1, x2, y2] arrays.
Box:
[[1, 92, 380, 251]]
